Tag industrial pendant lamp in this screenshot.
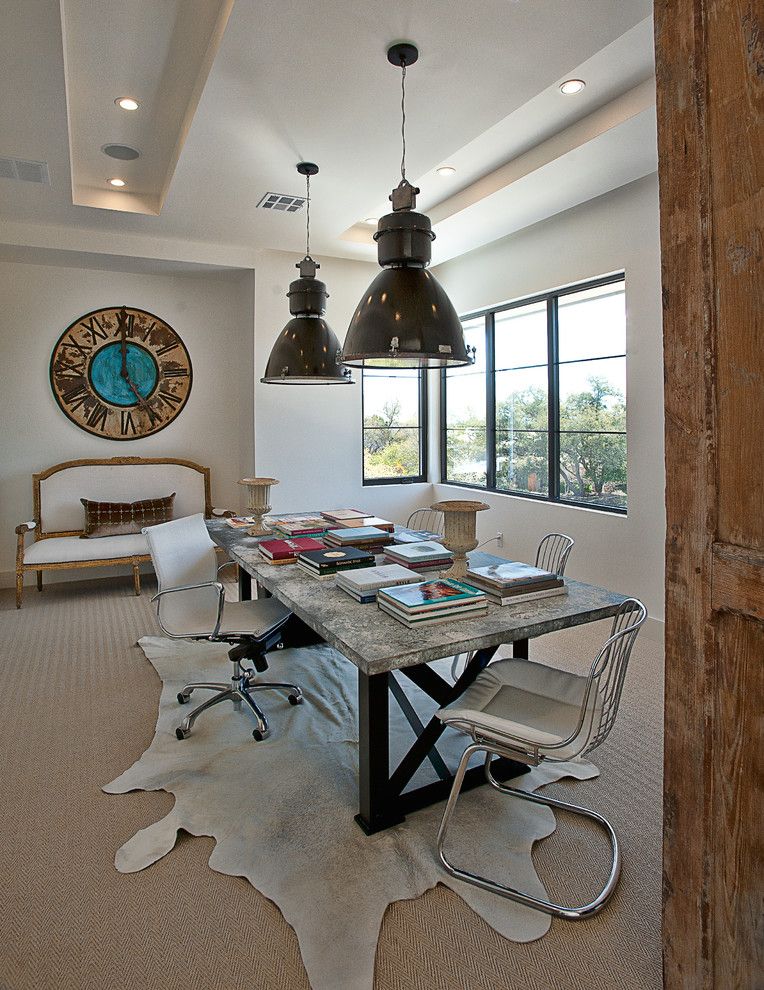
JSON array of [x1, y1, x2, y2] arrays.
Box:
[[261, 162, 352, 384], [341, 43, 473, 369]]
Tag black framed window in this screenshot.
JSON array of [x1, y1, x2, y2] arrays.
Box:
[[441, 273, 627, 513], [362, 369, 427, 484]]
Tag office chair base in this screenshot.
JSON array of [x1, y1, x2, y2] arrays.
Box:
[[175, 661, 302, 742], [436, 742, 621, 920]]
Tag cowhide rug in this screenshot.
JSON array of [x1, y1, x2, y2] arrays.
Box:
[[104, 637, 597, 990]]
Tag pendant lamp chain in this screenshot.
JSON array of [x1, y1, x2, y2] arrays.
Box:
[[305, 171, 311, 257], [400, 60, 407, 181]]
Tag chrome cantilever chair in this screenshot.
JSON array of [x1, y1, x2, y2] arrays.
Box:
[[436, 597, 647, 919], [143, 513, 302, 742], [535, 532, 575, 576], [406, 507, 444, 535]]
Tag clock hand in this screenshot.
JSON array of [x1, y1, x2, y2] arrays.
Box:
[[118, 307, 128, 379]]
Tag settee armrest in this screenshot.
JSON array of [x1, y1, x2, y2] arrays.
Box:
[[211, 506, 235, 518], [16, 521, 36, 535], [16, 521, 37, 570]]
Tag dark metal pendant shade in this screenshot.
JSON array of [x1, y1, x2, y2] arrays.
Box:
[[260, 263, 351, 384], [340, 43, 472, 369], [261, 161, 352, 385], [342, 265, 468, 368]]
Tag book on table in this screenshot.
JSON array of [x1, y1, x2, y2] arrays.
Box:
[[334, 516, 395, 533], [297, 546, 376, 575], [320, 508, 370, 522], [378, 577, 486, 612], [465, 560, 558, 587], [324, 526, 393, 546], [392, 527, 444, 544], [266, 516, 331, 537], [336, 563, 421, 602], [225, 516, 255, 528], [384, 542, 454, 564], [378, 600, 487, 627], [478, 584, 569, 606], [381, 555, 450, 572], [258, 536, 325, 563]]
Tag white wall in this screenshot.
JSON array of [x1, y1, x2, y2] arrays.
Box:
[[0, 259, 255, 584], [431, 174, 665, 621], [253, 249, 432, 525]]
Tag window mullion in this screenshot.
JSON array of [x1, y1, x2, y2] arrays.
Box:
[[486, 312, 496, 490], [548, 296, 560, 502]]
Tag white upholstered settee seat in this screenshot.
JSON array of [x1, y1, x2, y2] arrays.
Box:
[[23, 533, 149, 565]]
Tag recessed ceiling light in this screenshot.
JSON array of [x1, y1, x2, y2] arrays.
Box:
[[108, 177, 126, 187], [115, 97, 140, 111], [559, 79, 586, 95], [436, 165, 456, 176], [363, 217, 379, 225]]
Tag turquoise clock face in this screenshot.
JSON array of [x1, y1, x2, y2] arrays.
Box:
[[89, 342, 159, 406]]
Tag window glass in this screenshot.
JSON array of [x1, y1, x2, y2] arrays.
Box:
[[495, 300, 547, 370], [363, 369, 424, 482]]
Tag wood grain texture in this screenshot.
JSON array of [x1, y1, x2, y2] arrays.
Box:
[[655, 0, 763, 987]]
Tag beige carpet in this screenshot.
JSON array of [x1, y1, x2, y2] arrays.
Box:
[[0, 576, 663, 990]]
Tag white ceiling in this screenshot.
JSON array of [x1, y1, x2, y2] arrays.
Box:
[[0, 0, 655, 268]]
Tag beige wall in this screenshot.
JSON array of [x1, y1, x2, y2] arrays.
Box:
[[0, 259, 255, 585], [430, 174, 665, 621]]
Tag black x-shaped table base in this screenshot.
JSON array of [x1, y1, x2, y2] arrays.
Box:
[[355, 640, 531, 835]]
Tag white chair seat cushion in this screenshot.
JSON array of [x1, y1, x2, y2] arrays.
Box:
[[438, 658, 600, 761], [218, 598, 291, 637], [162, 595, 291, 639], [24, 533, 149, 565]]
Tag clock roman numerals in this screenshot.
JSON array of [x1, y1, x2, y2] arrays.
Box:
[[120, 410, 137, 435], [61, 334, 92, 359], [141, 320, 157, 342], [156, 341, 179, 357], [156, 389, 182, 409], [161, 366, 189, 378], [80, 315, 108, 345], [62, 383, 89, 410], [86, 402, 109, 432]]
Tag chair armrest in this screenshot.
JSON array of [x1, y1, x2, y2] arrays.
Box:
[[16, 521, 37, 568], [16, 521, 36, 535], [211, 507, 235, 517], [217, 559, 237, 575], [151, 581, 226, 638]]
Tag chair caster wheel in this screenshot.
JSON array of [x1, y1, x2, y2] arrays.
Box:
[[177, 692, 190, 704], [288, 694, 303, 705], [252, 728, 266, 741], [175, 727, 190, 740]]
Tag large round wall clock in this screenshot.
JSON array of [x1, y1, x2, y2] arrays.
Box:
[[49, 306, 192, 440]]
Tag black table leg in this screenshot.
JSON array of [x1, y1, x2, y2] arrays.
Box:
[[238, 566, 252, 602], [356, 671, 404, 834], [513, 637, 529, 659]]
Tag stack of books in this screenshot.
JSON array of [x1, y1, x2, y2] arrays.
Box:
[[334, 515, 395, 533], [392, 526, 443, 544], [267, 515, 331, 538], [297, 546, 376, 581], [464, 561, 567, 605], [378, 579, 488, 628], [225, 515, 255, 529], [336, 564, 421, 603], [320, 508, 371, 524], [324, 526, 394, 552], [383, 541, 454, 573], [258, 536, 324, 565]]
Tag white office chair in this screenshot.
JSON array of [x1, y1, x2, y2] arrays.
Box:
[[143, 513, 302, 741], [535, 532, 575, 576], [436, 597, 647, 919]]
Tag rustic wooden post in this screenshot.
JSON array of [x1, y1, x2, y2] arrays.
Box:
[[654, 1, 763, 987]]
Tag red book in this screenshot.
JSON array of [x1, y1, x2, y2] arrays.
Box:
[[259, 537, 325, 561]]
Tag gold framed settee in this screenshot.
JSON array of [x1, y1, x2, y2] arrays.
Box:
[[15, 456, 223, 608]]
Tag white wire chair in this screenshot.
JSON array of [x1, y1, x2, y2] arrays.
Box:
[[535, 533, 575, 576], [436, 597, 647, 919], [406, 507, 444, 535]]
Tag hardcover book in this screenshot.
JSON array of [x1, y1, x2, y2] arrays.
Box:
[[378, 578, 486, 613], [267, 516, 331, 536], [259, 537, 325, 560], [325, 526, 391, 543], [481, 585, 569, 606], [466, 575, 563, 595], [335, 564, 421, 594], [297, 546, 375, 570], [335, 516, 395, 532], [392, 528, 444, 544], [384, 542, 454, 563], [225, 516, 255, 528], [320, 508, 370, 522], [379, 600, 487, 627], [465, 561, 557, 587]]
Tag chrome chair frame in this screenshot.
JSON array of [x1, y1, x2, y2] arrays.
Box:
[[437, 598, 646, 919], [535, 533, 575, 576], [406, 507, 445, 535], [151, 561, 302, 741]]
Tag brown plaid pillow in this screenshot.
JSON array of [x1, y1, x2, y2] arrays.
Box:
[[80, 493, 176, 538]]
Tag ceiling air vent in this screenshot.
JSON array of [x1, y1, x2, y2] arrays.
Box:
[[256, 192, 306, 213], [0, 157, 50, 184]]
